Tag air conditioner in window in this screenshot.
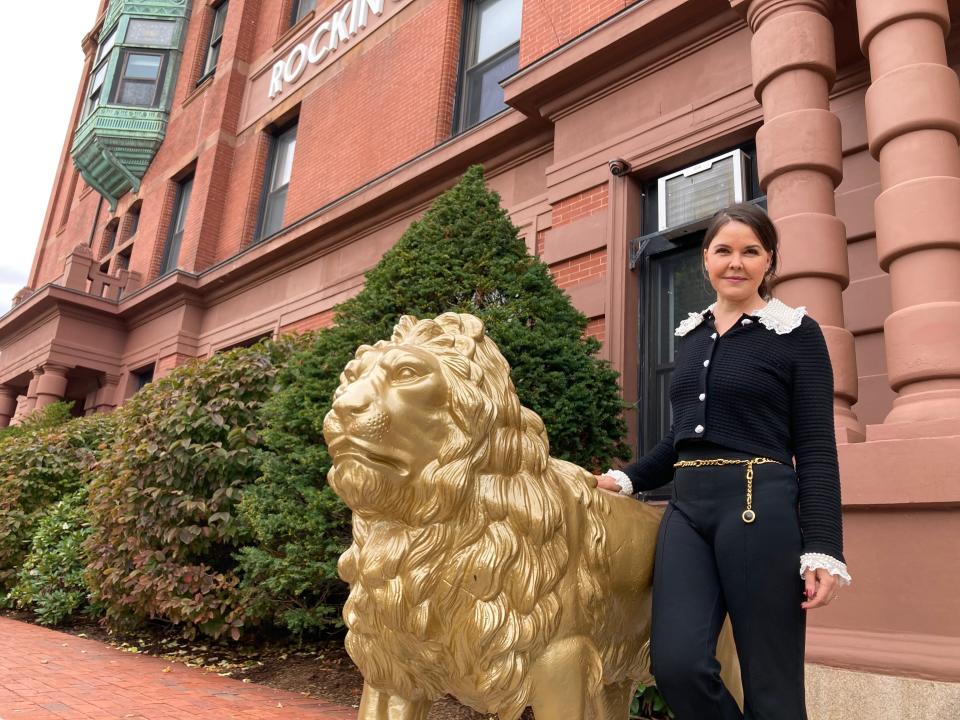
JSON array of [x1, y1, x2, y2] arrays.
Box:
[[657, 149, 748, 231]]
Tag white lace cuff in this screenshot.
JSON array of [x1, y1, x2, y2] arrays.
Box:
[[606, 469, 634, 496], [799, 553, 852, 587]]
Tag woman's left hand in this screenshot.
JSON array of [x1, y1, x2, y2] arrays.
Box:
[[801, 567, 839, 609]]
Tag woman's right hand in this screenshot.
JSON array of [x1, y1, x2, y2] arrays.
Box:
[[595, 474, 621, 493]]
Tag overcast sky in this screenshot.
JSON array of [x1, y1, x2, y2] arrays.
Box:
[[0, 2, 101, 314]]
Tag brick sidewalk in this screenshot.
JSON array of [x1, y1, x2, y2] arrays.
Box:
[[0, 617, 358, 719]]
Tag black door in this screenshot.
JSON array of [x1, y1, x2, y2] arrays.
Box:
[[637, 233, 715, 497]]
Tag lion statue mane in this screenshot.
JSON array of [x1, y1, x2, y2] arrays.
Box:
[[323, 312, 739, 720]]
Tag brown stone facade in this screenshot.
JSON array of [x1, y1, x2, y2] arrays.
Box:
[[3, 0, 959, 703]]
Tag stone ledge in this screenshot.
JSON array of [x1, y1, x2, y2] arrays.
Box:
[[838, 434, 960, 506], [807, 626, 960, 683], [805, 663, 960, 720]]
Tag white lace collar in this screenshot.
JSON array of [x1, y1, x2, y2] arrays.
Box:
[[674, 298, 807, 337]]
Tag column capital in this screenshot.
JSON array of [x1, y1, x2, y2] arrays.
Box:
[[39, 364, 70, 378], [730, 0, 833, 30]]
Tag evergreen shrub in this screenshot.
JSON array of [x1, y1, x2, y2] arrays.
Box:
[[0, 404, 109, 599], [10, 487, 98, 625], [237, 164, 630, 634], [85, 339, 300, 639]]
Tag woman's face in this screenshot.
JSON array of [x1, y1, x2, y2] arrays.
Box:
[[703, 220, 772, 304]]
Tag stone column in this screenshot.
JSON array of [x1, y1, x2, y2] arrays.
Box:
[[857, 0, 960, 436], [0, 387, 18, 427], [21, 368, 43, 414], [93, 374, 121, 414], [731, 0, 863, 441], [33, 365, 69, 410]]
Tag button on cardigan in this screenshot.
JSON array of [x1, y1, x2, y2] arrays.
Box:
[[622, 299, 846, 564]]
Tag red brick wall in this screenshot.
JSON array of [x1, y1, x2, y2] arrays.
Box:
[[551, 184, 609, 228], [549, 249, 607, 290], [520, 0, 629, 67], [283, 0, 462, 220], [585, 316, 605, 343]]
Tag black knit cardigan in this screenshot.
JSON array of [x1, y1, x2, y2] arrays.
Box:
[[622, 303, 845, 561]]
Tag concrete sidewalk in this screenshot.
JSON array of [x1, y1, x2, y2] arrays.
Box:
[[0, 617, 358, 719]]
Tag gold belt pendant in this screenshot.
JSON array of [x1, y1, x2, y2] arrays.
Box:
[[672, 457, 781, 524]]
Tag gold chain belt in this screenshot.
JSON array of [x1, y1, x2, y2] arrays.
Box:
[[672, 457, 782, 524]]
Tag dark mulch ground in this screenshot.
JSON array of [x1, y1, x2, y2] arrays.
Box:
[[1, 611, 523, 719]]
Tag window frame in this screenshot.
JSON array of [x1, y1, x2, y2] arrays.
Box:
[[254, 123, 298, 243], [290, 0, 316, 27], [454, 0, 522, 133], [83, 27, 117, 117], [200, 1, 229, 83], [112, 48, 167, 108], [160, 175, 194, 275]]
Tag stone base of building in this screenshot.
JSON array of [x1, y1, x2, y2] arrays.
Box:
[[806, 664, 960, 720]]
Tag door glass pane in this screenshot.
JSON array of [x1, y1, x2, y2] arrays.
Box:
[[655, 248, 713, 364], [475, 0, 522, 63], [641, 240, 715, 458]]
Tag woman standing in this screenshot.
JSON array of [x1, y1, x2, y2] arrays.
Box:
[[598, 203, 851, 720]]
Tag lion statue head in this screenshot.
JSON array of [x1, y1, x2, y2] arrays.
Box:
[[323, 313, 608, 717]]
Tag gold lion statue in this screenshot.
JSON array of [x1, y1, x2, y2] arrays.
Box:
[[323, 312, 740, 720]]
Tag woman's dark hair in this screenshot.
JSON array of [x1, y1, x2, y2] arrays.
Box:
[[701, 202, 779, 300]]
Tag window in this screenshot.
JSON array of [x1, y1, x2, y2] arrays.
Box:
[[116, 245, 132, 272], [113, 50, 166, 107], [126, 205, 140, 239], [101, 218, 120, 257], [633, 143, 761, 499], [455, 0, 522, 132], [256, 124, 297, 241], [133, 365, 154, 391], [290, 0, 316, 26], [160, 175, 193, 275], [84, 27, 116, 117], [126, 19, 176, 45], [201, 2, 229, 80]]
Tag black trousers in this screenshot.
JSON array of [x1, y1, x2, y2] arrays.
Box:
[[649, 445, 807, 720]]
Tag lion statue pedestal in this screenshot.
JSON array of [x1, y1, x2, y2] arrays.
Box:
[[323, 313, 740, 720]]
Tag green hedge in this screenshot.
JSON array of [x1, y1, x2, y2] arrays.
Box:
[[10, 486, 97, 625], [85, 340, 300, 639], [0, 404, 110, 599]]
